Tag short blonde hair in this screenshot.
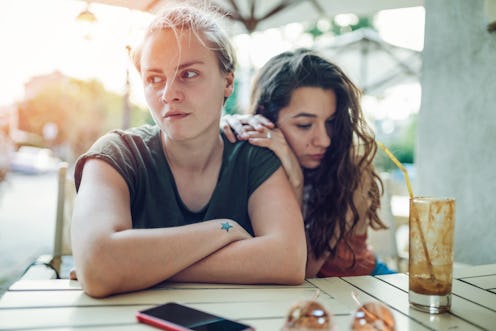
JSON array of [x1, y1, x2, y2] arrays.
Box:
[[132, 2, 237, 75]]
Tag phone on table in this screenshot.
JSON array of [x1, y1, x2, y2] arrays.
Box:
[[136, 302, 254, 331]]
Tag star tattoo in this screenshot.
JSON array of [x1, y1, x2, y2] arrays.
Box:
[[221, 222, 233, 232]]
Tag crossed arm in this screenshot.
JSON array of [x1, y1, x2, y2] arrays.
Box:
[[71, 159, 306, 298]]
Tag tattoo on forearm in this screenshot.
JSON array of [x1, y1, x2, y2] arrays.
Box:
[[220, 222, 233, 232]]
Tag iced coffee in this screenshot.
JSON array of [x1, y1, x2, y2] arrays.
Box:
[[409, 197, 455, 313]]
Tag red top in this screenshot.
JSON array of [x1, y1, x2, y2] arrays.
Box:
[[317, 233, 375, 277]]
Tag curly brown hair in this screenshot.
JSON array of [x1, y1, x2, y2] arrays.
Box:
[[249, 48, 387, 261]]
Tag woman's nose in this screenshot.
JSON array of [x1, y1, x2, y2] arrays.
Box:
[[161, 80, 183, 103], [313, 125, 331, 148]]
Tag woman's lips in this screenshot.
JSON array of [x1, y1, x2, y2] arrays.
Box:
[[164, 111, 189, 120], [308, 154, 325, 161]]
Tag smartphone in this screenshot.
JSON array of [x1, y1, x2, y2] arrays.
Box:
[[136, 302, 254, 331]]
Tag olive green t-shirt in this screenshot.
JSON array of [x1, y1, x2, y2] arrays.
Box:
[[75, 125, 281, 235]]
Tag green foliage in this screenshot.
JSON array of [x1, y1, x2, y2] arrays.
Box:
[[17, 77, 150, 162], [306, 15, 375, 39], [224, 78, 239, 115], [375, 115, 417, 171], [332, 16, 375, 35], [306, 24, 325, 38]]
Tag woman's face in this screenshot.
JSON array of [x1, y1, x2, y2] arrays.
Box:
[[276, 87, 336, 169], [140, 28, 234, 141]]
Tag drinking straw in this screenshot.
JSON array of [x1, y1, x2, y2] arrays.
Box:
[[376, 141, 413, 199], [376, 141, 434, 278]]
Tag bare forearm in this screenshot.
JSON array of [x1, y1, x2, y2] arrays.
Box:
[[73, 220, 246, 297], [170, 235, 306, 285], [279, 153, 304, 204], [267, 143, 304, 205]]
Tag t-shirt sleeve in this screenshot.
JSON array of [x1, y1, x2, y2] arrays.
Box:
[[74, 130, 139, 196], [247, 146, 282, 196]]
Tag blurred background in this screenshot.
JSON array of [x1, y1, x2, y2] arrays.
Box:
[[1, 0, 495, 294]]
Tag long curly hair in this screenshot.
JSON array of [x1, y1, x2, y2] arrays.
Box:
[[249, 48, 386, 260]]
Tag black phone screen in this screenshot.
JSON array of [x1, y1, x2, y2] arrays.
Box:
[[137, 302, 252, 331]]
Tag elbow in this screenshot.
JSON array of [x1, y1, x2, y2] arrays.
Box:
[[276, 263, 305, 285], [284, 269, 306, 285], [74, 248, 122, 298], [82, 279, 115, 298], [290, 252, 307, 285], [275, 244, 307, 285], [80, 270, 119, 298]]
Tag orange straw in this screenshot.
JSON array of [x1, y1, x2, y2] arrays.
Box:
[[376, 141, 414, 199]]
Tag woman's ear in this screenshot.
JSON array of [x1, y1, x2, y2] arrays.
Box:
[[224, 72, 234, 98]]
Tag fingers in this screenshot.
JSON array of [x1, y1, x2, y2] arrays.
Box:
[[251, 114, 275, 131], [222, 114, 275, 138], [247, 136, 271, 149], [240, 114, 275, 132], [225, 115, 249, 139], [246, 128, 278, 151], [69, 268, 78, 280]]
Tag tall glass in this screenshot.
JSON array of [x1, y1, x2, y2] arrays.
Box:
[[408, 197, 456, 314]]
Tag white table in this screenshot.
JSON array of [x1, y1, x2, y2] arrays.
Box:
[[1, 264, 495, 330]]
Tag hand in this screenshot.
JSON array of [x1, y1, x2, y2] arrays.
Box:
[[221, 114, 303, 202], [221, 114, 275, 143], [247, 129, 304, 203], [69, 268, 78, 280]]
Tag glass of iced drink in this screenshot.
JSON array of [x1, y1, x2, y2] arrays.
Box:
[[409, 197, 456, 313]]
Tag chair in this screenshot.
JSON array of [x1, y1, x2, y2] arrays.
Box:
[[51, 161, 75, 277], [21, 162, 75, 279], [367, 172, 409, 272]]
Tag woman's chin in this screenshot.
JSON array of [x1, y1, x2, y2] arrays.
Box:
[[302, 162, 321, 170]]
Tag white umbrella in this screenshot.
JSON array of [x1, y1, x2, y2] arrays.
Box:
[[316, 28, 421, 96], [85, 0, 423, 34], [79, 0, 424, 111]]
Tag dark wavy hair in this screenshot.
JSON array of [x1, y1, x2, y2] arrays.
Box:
[[249, 48, 386, 261]]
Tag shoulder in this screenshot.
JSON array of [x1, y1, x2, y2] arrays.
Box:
[[84, 124, 160, 157], [222, 133, 278, 164], [108, 124, 160, 145], [75, 124, 161, 189], [221, 133, 281, 195]]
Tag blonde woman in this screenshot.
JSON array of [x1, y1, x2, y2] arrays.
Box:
[[71, 3, 306, 298]]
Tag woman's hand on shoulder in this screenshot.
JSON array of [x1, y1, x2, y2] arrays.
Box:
[[221, 113, 303, 201], [221, 114, 274, 143], [248, 129, 303, 201]]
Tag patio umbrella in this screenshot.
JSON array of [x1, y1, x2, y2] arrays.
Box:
[[80, 0, 424, 113], [316, 27, 421, 96], [84, 0, 423, 34]]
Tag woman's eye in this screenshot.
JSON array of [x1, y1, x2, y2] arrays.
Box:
[[296, 123, 312, 130], [182, 70, 198, 79], [147, 76, 163, 85]]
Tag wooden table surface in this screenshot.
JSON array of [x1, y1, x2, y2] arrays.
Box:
[[1, 264, 495, 330]]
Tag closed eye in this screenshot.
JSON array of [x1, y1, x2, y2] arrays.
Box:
[[296, 123, 312, 130]]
